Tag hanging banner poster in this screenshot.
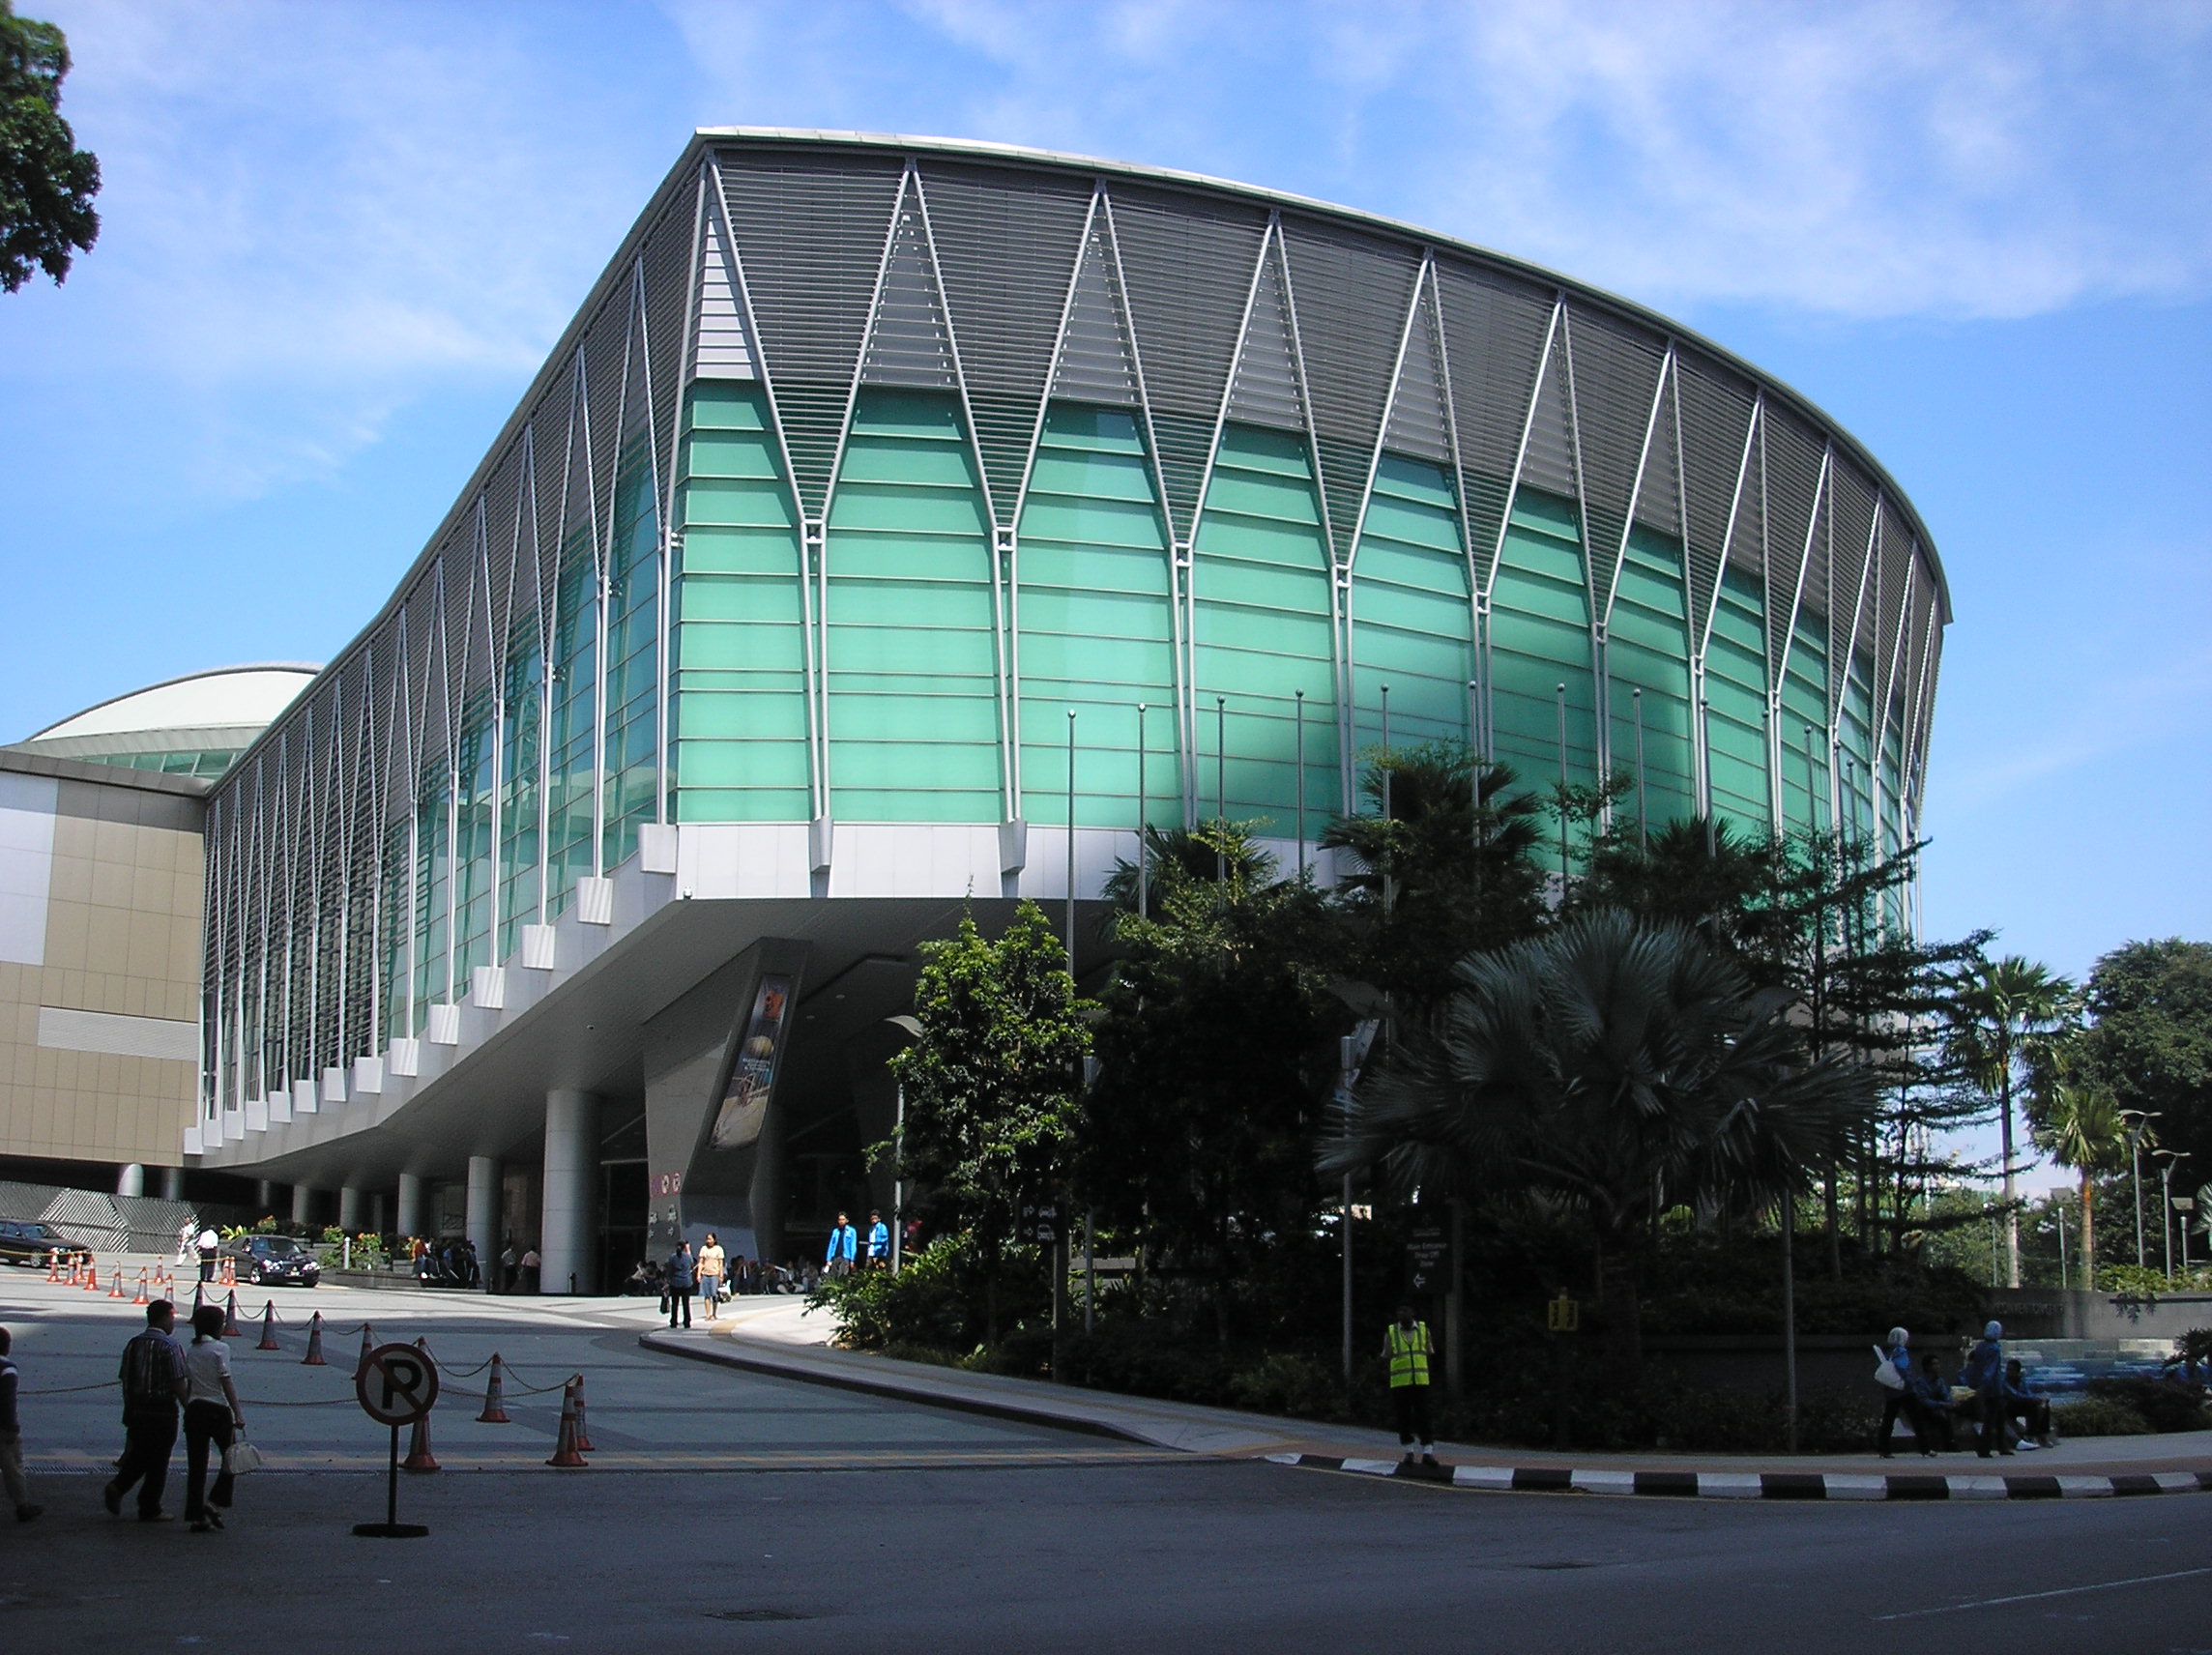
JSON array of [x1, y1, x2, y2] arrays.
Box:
[[709, 973, 794, 1150]]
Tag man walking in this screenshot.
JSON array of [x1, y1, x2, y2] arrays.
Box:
[[1384, 1303, 1440, 1469], [865, 1211, 891, 1270], [105, 1300, 188, 1522], [195, 1228, 219, 1284], [0, 1325, 41, 1522], [665, 1238, 696, 1330], [1963, 1320, 2010, 1458], [825, 1213, 858, 1280]]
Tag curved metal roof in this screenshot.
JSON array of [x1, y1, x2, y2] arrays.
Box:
[[22, 663, 320, 745]]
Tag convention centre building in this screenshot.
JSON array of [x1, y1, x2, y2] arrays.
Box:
[[154, 131, 1947, 1290]]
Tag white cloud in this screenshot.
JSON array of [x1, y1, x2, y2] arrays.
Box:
[[2, 0, 661, 499], [668, 0, 2212, 321]]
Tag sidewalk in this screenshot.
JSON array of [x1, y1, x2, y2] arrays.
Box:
[[641, 1324, 2212, 1504]]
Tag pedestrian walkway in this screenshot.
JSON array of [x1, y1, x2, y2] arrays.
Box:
[[642, 1323, 2212, 1504]]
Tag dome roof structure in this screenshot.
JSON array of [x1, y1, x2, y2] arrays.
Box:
[[13, 664, 320, 780]]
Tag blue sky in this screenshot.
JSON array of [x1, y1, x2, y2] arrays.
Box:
[[3, 2, 2206, 1028]]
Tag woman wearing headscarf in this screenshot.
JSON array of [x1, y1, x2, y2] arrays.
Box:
[[1874, 1326, 1938, 1458]]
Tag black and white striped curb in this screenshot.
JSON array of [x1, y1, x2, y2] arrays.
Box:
[[1266, 1453, 2212, 1501]]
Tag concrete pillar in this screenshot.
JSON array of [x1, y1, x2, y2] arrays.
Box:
[[338, 1187, 364, 1233], [254, 1180, 274, 1210], [540, 1089, 597, 1295], [291, 1184, 314, 1227], [395, 1173, 425, 1239], [115, 1164, 144, 1198], [160, 1167, 184, 1202], [370, 1192, 388, 1236], [466, 1156, 501, 1292]]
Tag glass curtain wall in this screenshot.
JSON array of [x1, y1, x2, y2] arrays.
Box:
[[1348, 453, 1474, 769], [1015, 404, 1176, 828], [1190, 422, 1338, 831]]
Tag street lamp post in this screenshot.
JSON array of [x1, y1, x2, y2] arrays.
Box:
[[2121, 1111, 2160, 1269], [2154, 1150, 2190, 1283]]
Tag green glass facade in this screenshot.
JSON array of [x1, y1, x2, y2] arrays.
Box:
[[203, 134, 1944, 1124]]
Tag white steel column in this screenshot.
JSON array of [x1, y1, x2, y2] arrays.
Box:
[[466, 1156, 501, 1292], [115, 1164, 144, 1198], [396, 1172, 426, 1240], [541, 1089, 598, 1295]]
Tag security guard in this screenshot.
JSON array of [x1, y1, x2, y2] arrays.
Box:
[[1384, 1303, 1440, 1467]]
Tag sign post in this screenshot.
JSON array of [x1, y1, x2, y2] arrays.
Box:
[[353, 1341, 440, 1538]]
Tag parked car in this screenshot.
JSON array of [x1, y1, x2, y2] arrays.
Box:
[[222, 1234, 322, 1288], [0, 1219, 95, 1269]]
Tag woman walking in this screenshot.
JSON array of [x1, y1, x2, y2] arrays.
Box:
[[697, 1233, 726, 1322], [182, 1304, 245, 1532]]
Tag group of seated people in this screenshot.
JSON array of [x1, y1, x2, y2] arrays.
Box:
[[1877, 1323, 2052, 1458]]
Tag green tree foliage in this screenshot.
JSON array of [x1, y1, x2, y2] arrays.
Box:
[[1319, 740, 1546, 1004], [2028, 1032, 2126, 1280], [1083, 827, 1343, 1342], [887, 901, 1091, 1341], [2077, 939, 2212, 1182], [1, 2, 99, 292], [1329, 909, 1877, 1379], [1943, 953, 2071, 1286]]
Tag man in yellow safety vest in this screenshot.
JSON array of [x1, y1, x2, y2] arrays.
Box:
[[1384, 1304, 1439, 1467]]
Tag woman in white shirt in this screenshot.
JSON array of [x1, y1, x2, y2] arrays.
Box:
[[182, 1304, 245, 1532]]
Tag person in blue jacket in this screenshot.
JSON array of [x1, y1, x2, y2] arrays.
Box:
[[2001, 1358, 2053, 1449], [825, 1213, 859, 1279], [1909, 1354, 1957, 1452], [664, 1239, 696, 1330], [865, 1211, 891, 1269], [1961, 1321, 2009, 1457]]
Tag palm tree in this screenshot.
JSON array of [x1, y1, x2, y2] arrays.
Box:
[[1944, 955, 2071, 1288], [1325, 909, 1876, 1380], [2029, 1055, 2123, 1284]]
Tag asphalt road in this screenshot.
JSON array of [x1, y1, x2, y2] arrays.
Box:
[[2, 1283, 2206, 1653]]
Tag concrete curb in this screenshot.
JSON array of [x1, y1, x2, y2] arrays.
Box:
[[1270, 1454, 2212, 1502], [639, 1330, 2212, 1504]]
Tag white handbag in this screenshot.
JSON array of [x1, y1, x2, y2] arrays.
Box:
[[1873, 1346, 1906, 1391], [223, 1431, 263, 1475]]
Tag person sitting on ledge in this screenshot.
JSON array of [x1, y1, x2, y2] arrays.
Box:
[[2001, 1358, 2054, 1451], [1909, 1354, 1957, 1453]]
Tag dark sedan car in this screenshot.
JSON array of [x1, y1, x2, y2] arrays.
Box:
[[0, 1219, 96, 1268], [222, 1234, 322, 1288]]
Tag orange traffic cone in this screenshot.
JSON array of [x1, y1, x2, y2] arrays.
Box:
[[355, 1323, 375, 1379], [44, 1250, 60, 1284], [477, 1354, 510, 1424], [545, 1379, 588, 1467], [108, 1266, 126, 1299], [81, 1259, 99, 1292], [221, 1292, 242, 1337], [401, 1411, 440, 1472], [219, 1257, 236, 1289], [256, 1300, 279, 1350], [570, 1374, 594, 1453], [132, 1269, 149, 1306], [301, 1311, 327, 1365]]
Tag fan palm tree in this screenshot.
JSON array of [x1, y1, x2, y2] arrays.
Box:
[[2029, 1053, 2124, 1283], [1325, 909, 1877, 1379], [1944, 954, 2072, 1288]]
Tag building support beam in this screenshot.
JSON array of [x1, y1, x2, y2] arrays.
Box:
[[541, 1089, 598, 1295], [291, 1184, 314, 1227], [396, 1172, 425, 1240], [466, 1155, 502, 1293], [115, 1164, 143, 1198], [338, 1187, 364, 1233]]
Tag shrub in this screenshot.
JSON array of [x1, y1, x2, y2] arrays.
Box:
[[2084, 1377, 2210, 1434], [1227, 1351, 1345, 1421], [2094, 1263, 2168, 1299], [2053, 1395, 2152, 1437]]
